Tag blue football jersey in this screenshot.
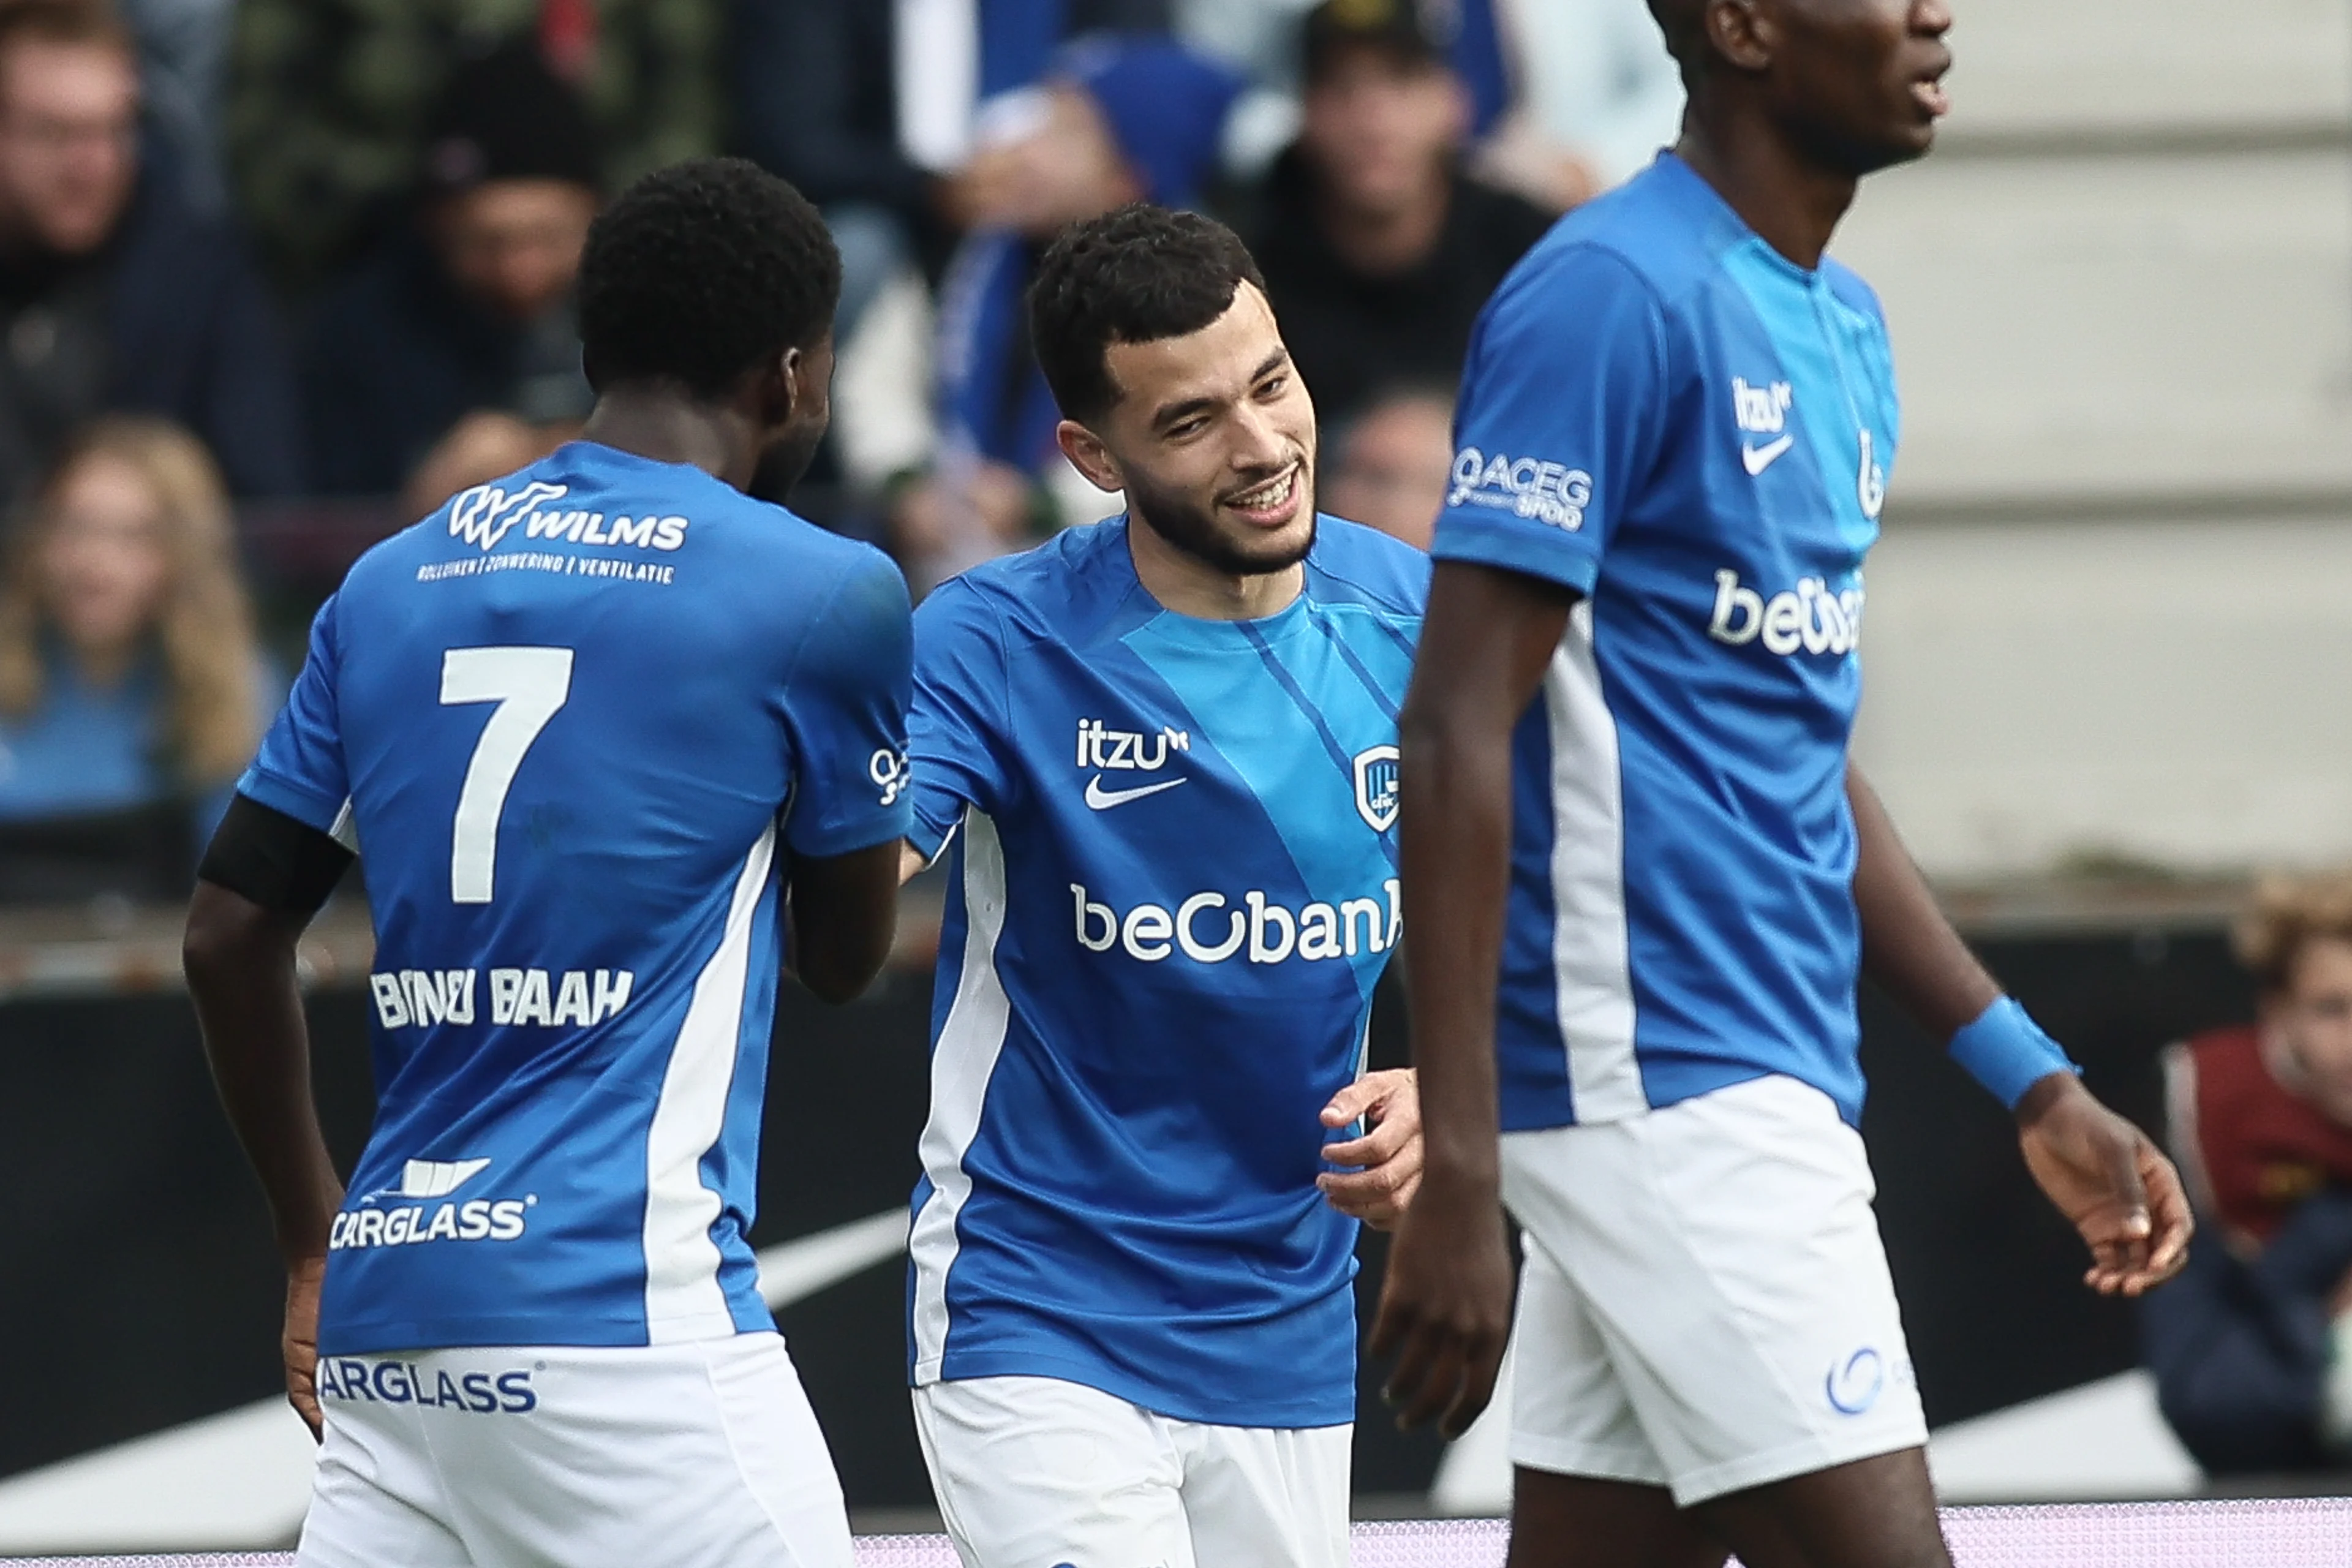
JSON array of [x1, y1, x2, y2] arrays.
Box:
[[1433, 154, 1896, 1133], [239, 442, 913, 1355], [904, 516, 1425, 1429]]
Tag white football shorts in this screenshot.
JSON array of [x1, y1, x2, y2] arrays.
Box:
[[1502, 1072, 1928, 1506], [297, 1330, 853, 1568], [911, 1374, 1351, 1568]]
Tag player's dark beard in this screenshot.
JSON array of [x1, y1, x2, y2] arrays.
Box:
[[1125, 460, 1316, 579]]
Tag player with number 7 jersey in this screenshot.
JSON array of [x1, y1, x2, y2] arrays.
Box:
[[184, 162, 909, 1568]]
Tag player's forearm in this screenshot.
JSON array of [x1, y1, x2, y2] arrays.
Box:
[[184, 883, 343, 1264], [1848, 764, 1999, 1040], [1397, 706, 1511, 1186]]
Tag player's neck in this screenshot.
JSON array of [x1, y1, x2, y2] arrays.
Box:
[[1674, 111, 1858, 272], [1126, 517, 1304, 623], [580, 388, 762, 491]]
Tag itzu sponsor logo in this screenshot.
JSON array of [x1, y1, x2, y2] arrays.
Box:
[[1447, 448, 1591, 531], [1079, 717, 1191, 811], [448, 480, 690, 554], [1071, 880, 1400, 964], [1732, 377, 1793, 433], [1708, 569, 1865, 657], [330, 1157, 533, 1251], [318, 1357, 538, 1414]]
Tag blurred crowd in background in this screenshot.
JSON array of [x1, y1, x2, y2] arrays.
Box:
[[7, 0, 2352, 1486], [0, 0, 1686, 891]]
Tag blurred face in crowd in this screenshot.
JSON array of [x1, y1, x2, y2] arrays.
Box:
[[1322, 393, 1453, 551], [0, 36, 140, 257], [1299, 46, 1468, 219], [1065, 282, 1319, 579], [39, 450, 170, 673], [432, 178, 599, 323], [958, 84, 1142, 239], [2272, 937, 2352, 1127]]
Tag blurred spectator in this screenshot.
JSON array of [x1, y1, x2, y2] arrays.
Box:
[[0, 0, 300, 502], [303, 43, 597, 507], [1319, 383, 1450, 549], [1477, 0, 1683, 208], [0, 417, 274, 903], [227, 1, 719, 294], [1242, 0, 1550, 429], [730, 0, 1172, 338], [118, 0, 235, 212], [2143, 871, 2352, 1473], [902, 36, 1238, 589]]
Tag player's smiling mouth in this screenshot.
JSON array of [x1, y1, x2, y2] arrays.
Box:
[[1221, 464, 1304, 526]]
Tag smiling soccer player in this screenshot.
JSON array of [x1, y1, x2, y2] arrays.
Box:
[[898, 205, 1427, 1568]]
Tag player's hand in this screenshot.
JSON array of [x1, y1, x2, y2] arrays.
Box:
[[284, 1253, 328, 1441], [1367, 1163, 1512, 1437], [2016, 1072, 2192, 1297], [1317, 1069, 1422, 1229]]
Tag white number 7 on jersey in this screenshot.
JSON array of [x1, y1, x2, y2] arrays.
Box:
[[440, 646, 573, 904]]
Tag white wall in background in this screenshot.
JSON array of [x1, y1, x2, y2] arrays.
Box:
[[1853, 515, 2352, 879]]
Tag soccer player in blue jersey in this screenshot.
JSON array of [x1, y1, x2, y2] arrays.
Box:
[[1372, 3, 2195, 1566], [897, 205, 1428, 1567], [181, 159, 908, 1568]]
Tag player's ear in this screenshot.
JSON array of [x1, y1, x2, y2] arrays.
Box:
[[1056, 419, 1125, 494], [764, 346, 804, 426], [1706, 0, 1773, 72]]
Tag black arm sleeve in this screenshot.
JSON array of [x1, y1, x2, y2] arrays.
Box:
[[197, 794, 355, 915]]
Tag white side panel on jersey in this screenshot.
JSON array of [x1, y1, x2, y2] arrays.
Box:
[[909, 810, 1012, 1379], [643, 821, 777, 1343], [1544, 601, 1647, 1123]]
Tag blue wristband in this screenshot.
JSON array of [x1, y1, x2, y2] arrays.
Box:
[[1948, 996, 2079, 1109]]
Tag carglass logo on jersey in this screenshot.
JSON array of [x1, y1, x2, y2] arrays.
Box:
[[317, 1357, 538, 1414], [1069, 879, 1400, 964], [447, 480, 690, 554], [329, 1157, 536, 1252], [1707, 570, 1864, 657], [1447, 447, 1591, 530]]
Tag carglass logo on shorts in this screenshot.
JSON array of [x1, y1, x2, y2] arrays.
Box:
[[317, 1357, 538, 1414], [1707, 569, 1864, 657], [1070, 880, 1400, 964], [1447, 448, 1592, 530]]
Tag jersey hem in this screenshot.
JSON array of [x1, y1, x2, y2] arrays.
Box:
[[1428, 528, 1600, 596], [235, 772, 346, 837], [913, 1348, 1355, 1430], [320, 1314, 739, 1356]]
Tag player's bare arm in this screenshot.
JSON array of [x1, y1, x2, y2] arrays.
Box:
[[786, 839, 903, 1002], [1371, 558, 1578, 1436], [1849, 765, 2192, 1294], [1317, 1068, 1422, 1229], [184, 873, 347, 1439]]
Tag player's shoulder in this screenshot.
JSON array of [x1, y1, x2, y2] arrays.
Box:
[[1305, 515, 1429, 617], [919, 518, 1142, 639]]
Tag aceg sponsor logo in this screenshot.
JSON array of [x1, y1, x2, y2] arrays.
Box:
[[1447, 447, 1592, 531], [1707, 569, 1864, 657], [317, 1357, 538, 1414], [1071, 880, 1400, 964]]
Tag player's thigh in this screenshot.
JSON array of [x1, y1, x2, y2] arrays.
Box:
[[1503, 1076, 1928, 1509], [424, 1336, 854, 1568], [296, 1393, 472, 1568], [1509, 1470, 1727, 1568], [1692, 1447, 1951, 1568], [1176, 1419, 1351, 1568], [911, 1374, 1193, 1568], [1505, 1236, 1670, 1493]]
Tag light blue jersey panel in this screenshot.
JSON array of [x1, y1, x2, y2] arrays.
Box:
[[1433, 154, 1897, 1133], [239, 442, 913, 1354], [905, 516, 1425, 1429]]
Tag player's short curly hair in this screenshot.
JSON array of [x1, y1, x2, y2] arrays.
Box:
[[577, 157, 841, 399], [1028, 204, 1267, 426], [2236, 870, 2352, 995]]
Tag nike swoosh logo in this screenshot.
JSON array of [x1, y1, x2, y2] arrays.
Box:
[[1742, 434, 1795, 476], [1084, 774, 1186, 810]]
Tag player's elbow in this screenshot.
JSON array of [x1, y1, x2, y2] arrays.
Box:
[[183, 881, 293, 997]]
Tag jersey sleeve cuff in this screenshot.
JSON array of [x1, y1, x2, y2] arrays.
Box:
[[1430, 521, 1602, 596], [235, 767, 349, 838], [905, 790, 966, 862], [786, 799, 915, 861]]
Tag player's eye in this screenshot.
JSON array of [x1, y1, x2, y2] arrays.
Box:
[[1256, 375, 1289, 400]]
